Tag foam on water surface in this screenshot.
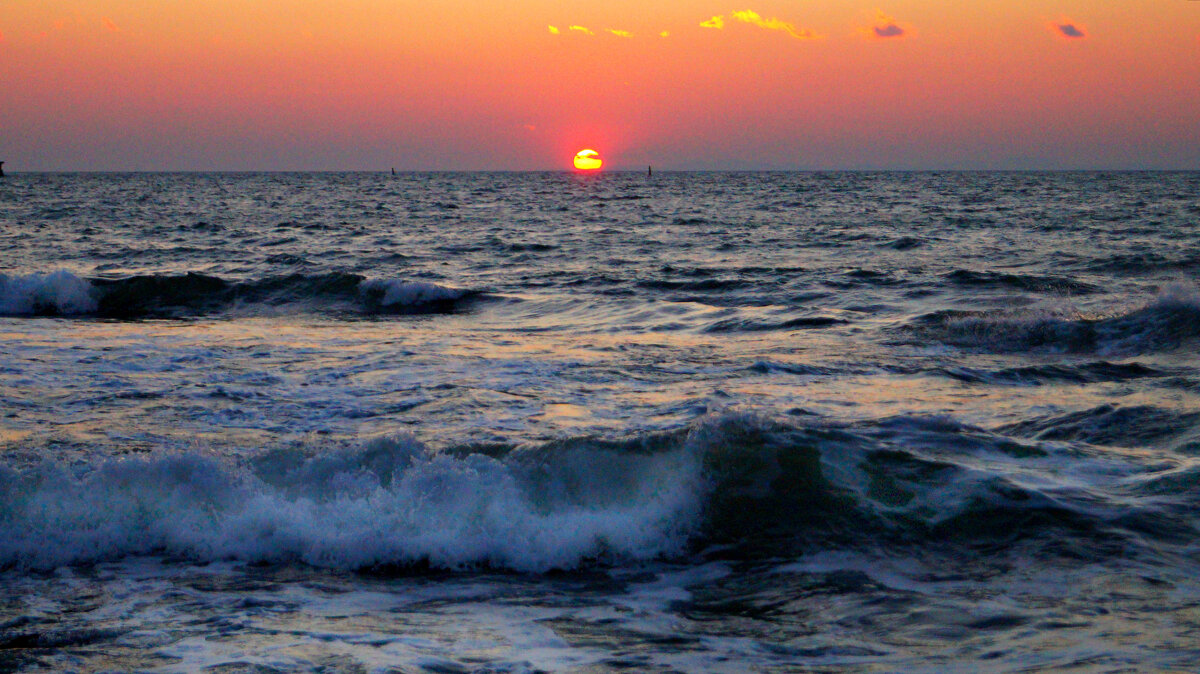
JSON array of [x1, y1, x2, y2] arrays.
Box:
[[0, 271, 97, 316]]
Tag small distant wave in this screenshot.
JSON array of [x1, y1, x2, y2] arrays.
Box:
[[1085, 251, 1200, 275], [943, 269, 1099, 295], [0, 412, 1183, 572], [503, 242, 558, 253], [264, 253, 311, 265], [747, 360, 842, 376], [938, 361, 1167, 386], [705, 315, 849, 333], [638, 278, 755, 292], [997, 404, 1200, 447], [0, 271, 480, 319], [903, 285, 1200, 354], [882, 236, 925, 251], [820, 269, 907, 290]]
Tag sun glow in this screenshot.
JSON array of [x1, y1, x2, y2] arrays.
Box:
[[573, 149, 603, 170]]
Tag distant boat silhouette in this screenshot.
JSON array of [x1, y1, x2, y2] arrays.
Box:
[[648, 165, 652, 177], [0, 162, 5, 178]]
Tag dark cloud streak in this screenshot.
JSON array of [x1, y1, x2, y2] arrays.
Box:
[[1056, 23, 1085, 38], [873, 23, 904, 38]]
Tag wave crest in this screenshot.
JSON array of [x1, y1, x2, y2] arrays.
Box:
[[0, 271, 98, 316], [358, 278, 474, 312], [0, 431, 703, 572]]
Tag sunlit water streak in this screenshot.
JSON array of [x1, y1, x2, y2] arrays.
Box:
[[1, 172, 1199, 671]]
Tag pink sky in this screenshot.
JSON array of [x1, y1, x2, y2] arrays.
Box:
[[3, 1, 1199, 170]]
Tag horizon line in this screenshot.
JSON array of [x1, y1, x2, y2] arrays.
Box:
[[4, 167, 1198, 174]]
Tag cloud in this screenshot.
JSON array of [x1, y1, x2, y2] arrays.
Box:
[[863, 11, 907, 39], [730, 10, 820, 39], [700, 15, 725, 29], [101, 17, 120, 32], [1055, 22, 1085, 38], [548, 23, 634, 39]]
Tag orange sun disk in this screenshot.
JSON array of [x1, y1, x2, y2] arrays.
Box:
[[573, 149, 602, 170]]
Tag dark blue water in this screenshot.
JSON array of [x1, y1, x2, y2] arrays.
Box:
[[2, 172, 1199, 671]]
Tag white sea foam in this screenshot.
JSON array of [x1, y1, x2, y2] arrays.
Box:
[[0, 270, 97, 315], [359, 278, 470, 307], [0, 432, 705, 572]]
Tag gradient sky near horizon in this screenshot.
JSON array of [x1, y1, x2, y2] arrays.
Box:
[[4, 1, 1199, 170]]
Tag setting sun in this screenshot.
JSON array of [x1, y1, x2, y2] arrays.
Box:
[[573, 149, 603, 170]]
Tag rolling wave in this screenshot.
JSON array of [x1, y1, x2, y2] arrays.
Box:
[[937, 361, 1168, 386], [704, 315, 849, 333], [0, 271, 480, 318], [997, 404, 1200, 446], [942, 269, 1099, 294], [904, 285, 1200, 354], [1, 413, 1188, 573]]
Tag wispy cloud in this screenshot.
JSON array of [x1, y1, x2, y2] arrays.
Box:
[[702, 10, 820, 39], [1054, 22, 1086, 38], [730, 10, 820, 39], [101, 17, 120, 32], [549, 23, 640, 40]]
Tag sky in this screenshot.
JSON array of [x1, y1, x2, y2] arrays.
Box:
[[3, 1, 1199, 170]]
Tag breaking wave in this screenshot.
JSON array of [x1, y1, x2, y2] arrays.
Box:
[[0, 413, 1187, 573], [0, 271, 480, 319], [0, 271, 98, 316]]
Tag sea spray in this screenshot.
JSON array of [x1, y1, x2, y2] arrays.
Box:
[[0, 271, 97, 316], [0, 431, 704, 572]]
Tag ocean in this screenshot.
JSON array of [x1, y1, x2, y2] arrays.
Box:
[[1, 171, 1199, 672]]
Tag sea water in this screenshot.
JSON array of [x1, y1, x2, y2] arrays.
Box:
[[1, 171, 1199, 671]]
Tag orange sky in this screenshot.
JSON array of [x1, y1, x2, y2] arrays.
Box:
[[3, 1, 1199, 170]]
